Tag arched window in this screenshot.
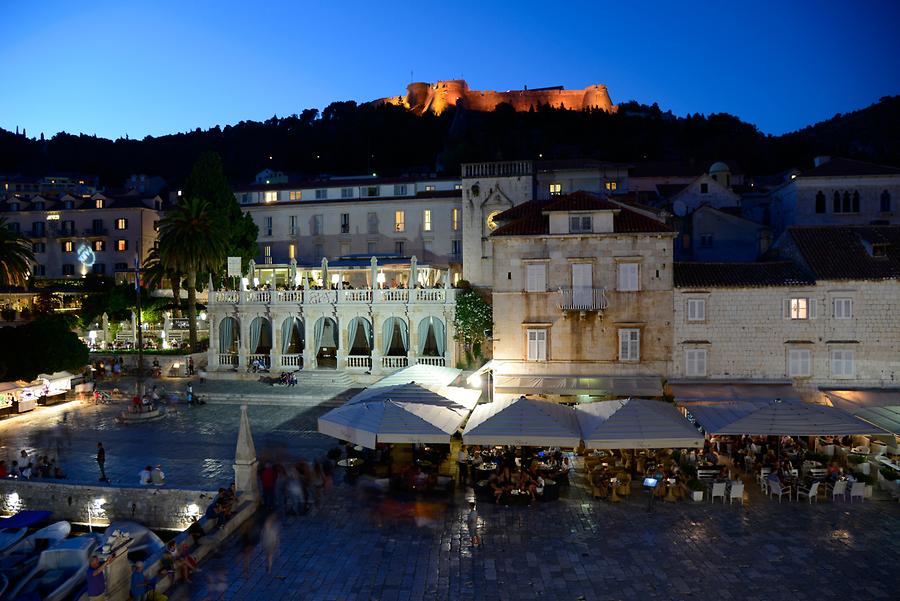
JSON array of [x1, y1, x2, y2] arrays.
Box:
[[842, 191, 851, 213], [815, 191, 826, 214], [851, 191, 860, 213], [833, 191, 841, 213], [881, 190, 891, 213]]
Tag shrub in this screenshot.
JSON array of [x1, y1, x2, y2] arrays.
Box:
[[880, 467, 899, 481]]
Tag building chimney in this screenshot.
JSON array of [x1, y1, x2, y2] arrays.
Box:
[[813, 156, 831, 168]]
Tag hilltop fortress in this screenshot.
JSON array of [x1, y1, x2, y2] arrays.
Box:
[[372, 80, 617, 115]]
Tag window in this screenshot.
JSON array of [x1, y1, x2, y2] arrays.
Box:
[[785, 297, 816, 320], [834, 297, 853, 319], [788, 349, 811, 377], [526, 264, 546, 292], [93, 240, 105, 252], [423, 240, 433, 254], [569, 215, 592, 233], [92, 219, 103, 233], [618, 329, 640, 362], [7, 222, 19, 233], [289, 216, 298, 236], [341, 187, 354, 199], [63, 241, 73, 253], [700, 183, 709, 194], [340, 213, 350, 234], [33, 264, 45, 276], [617, 263, 640, 291], [31, 221, 44, 236], [831, 350, 855, 378], [852, 191, 860, 213], [289, 191, 302, 201], [699, 234, 713, 248], [32, 242, 45, 253], [394, 211, 405, 232], [834, 191, 859, 213], [288, 243, 296, 260], [527, 329, 547, 361], [33, 201, 44, 210], [881, 190, 892, 213], [63, 200, 73, 210], [365, 186, 380, 197], [832, 191, 841, 212], [451, 239, 461, 256], [685, 349, 708, 376], [423, 209, 432, 232], [367, 241, 376, 254], [263, 245, 272, 263], [312, 214, 323, 235], [605, 181, 618, 191], [62, 264, 75, 276], [62, 220, 75, 234], [116, 239, 128, 252], [8, 203, 18, 212], [393, 184, 407, 195], [264, 191, 278, 203], [92, 263, 106, 275], [264, 217, 273, 236], [815, 191, 826, 214], [94, 198, 104, 208], [315, 189, 327, 200], [686, 298, 706, 322], [367, 212, 378, 234], [241, 193, 250, 204], [394, 241, 405, 255], [452, 208, 460, 231], [115, 218, 128, 230], [549, 183, 561, 196]]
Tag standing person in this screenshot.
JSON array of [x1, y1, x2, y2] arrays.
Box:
[[96, 442, 107, 482], [186, 383, 193, 406], [466, 501, 481, 548], [86, 552, 121, 601], [457, 446, 469, 486], [261, 513, 280, 574], [260, 462, 277, 510], [188, 357, 194, 376]]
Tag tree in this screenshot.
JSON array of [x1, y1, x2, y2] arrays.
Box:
[[452, 289, 493, 364], [158, 197, 227, 350], [0, 315, 88, 381], [142, 246, 182, 317], [0, 217, 35, 287]]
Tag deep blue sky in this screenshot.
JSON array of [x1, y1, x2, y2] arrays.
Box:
[[2, 0, 898, 139]]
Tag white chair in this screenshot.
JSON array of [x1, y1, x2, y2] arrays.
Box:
[[796, 481, 820, 503], [729, 481, 744, 505], [829, 480, 848, 501], [710, 481, 727, 503], [758, 468, 771, 493], [849, 481, 866, 502], [768, 480, 791, 502]]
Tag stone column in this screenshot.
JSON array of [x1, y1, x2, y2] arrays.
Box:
[[371, 311, 383, 373], [237, 313, 249, 371], [302, 313, 316, 369], [233, 405, 259, 502], [207, 317, 217, 371], [408, 315, 419, 367], [271, 314, 281, 371], [335, 312, 347, 370]]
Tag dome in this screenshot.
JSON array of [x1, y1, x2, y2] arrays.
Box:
[[709, 161, 730, 175]]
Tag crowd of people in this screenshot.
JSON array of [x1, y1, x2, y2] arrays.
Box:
[[0, 450, 66, 480]]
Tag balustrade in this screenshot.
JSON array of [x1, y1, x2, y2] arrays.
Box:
[[275, 290, 303, 303], [281, 354, 303, 368], [415, 356, 446, 367], [557, 287, 609, 312], [378, 289, 409, 303], [342, 289, 373, 303], [346, 355, 373, 369], [217, 353, 238, 366], [247, 353, 270, 369], [210, 287, 453, 306], [381, 356, 409, 369]]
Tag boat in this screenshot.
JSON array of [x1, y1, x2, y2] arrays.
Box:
[[0, 521, 71, 576], [0, 573, 7, 597], [0, 511, 52, 555], [6, 535, 96, 601], [99, 521, 165, 562]]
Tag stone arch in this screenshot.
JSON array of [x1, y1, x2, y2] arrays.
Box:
[[381, 316, 409, 356], [417, 316, 446, 357], [249, 316, 272, 354], [347, 316, 373, 355], [280, 316, 304, 354], [218, 317, 240, 354]]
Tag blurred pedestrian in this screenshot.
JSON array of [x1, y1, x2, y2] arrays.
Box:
[[261, 513, 280, 574], [96, 442, 107, 482], [467, 501, 482, 548], [260, 462, 277, 510]]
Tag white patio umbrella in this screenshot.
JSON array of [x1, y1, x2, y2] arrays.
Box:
[[576, 399, 704, 449], [462, 396, 581, 447]]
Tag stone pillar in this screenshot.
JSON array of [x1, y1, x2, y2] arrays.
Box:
[[233, 405, 259, 502], [303, 314, 316, 369], [371, 312, 383, 373], [335, 313, 347, 370], [408, 315, 419, 366], [271, 314, 281, 370], [237, 313, 249, 371], [208, 317, 217, 371]]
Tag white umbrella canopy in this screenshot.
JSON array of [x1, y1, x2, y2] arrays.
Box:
[[348, 382, 479, 410], [462, 396, 581, 447], [683, 399, 884, 436], [576, 399, 704, 449], [369, 364, 462, 389]]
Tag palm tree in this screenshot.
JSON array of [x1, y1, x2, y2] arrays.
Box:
[[143, 246, 183, 317], [158, 198, 227, 351], [0, 217, 35, 288]]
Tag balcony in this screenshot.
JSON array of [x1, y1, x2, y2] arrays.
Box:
[[558, 287, 609, 313], [211, 287, 454, 306]]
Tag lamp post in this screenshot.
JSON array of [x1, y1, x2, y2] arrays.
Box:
[[133, 254, 144, 394]]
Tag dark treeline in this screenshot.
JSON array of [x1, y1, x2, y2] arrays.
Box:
[[1, 95, 898, 187]]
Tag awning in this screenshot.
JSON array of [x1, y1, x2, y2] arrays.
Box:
[[369, 364, 462, 389], [494, 374, 663, 397], [671, 382, 800, 404], [317, 383, 474, 449], [682, 399, 884, 436], [822, 389, 900, 436], [462, 396, 581, 447], [348, 382, 480, 409], [575, 399, 704, 449], [466, 360, 500, 386]]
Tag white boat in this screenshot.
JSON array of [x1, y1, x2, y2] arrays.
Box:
[[7, 535, 97, 601], [100, 521, 165, 561], [0, 511, 53, 555], [0, 521, 71, 575]]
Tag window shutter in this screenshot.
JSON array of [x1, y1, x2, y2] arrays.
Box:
[[783, 299, 790, 319], [698, 350, 706, 375], [809, 298, 817, 319], [687, 300, 695, 321]]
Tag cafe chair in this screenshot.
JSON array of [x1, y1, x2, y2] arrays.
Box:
[[796, 481, 820, 503], [768, 481, 791, 502], [728, 481, 744, 505], [828, 480, 848, 502], [757, 467, 771, 493], [710, 481, 727, 504], [848, 481, 866, 502]]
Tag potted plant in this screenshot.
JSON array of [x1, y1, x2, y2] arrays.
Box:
[[878, 467, 899, 496], [688, 479, 704, 502], [847, 454, 870, 475]]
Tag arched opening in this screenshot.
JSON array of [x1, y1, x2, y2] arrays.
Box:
[[417, 316, 446, 357], [218, 317, 240, 354], [381, 317, 409, 357], [314, 316, 338, 369], [280, 316, 304, 354], [348, 317, 373, 355], [249, 316, 272, 354]]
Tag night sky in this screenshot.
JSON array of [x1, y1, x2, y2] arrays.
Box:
[[2, 0, 898, 139]]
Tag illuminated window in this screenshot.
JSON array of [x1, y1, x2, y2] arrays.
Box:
[[93, 240, 105, 252], [116, 239, 128, 252], [424, 185, 435, 192], [263, 245, 271, 257], [115, 218, 127, 230], [288, 244, 296, 259], [423, 209, 432, 232], [289, 191, 301, 201], [787, 297, 813, 320], [95, 199, 104, 209], [454, 184, 462, 190], [63, 241, 74, 253], [605, 181, 618, 191], [452, 208, 460, 231], [264, 191, 278, 203], [394, 211, 405, 232], [549, 183, 561, 196]]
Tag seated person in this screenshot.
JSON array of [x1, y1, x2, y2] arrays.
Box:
[[54, 466, 67, 479]]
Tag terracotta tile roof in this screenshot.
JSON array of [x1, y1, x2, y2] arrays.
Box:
[[800, 158, 900, 178], [674, 261, 814, 288], [788, 226, 900, 280], [491, 192, 671, 237]]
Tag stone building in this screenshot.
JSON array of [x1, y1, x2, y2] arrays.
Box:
[[673, 225, 900, 394], [487, 192, 675, 400]]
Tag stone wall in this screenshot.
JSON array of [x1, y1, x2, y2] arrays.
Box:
[[0, 478, 216, 530]]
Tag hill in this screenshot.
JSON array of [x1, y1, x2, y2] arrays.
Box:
[[1, 95, 898, 187]]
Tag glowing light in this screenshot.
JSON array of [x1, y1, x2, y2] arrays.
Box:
[[470, 374, 482, 388], [88, 330, 97, 341], [330, 274, 339, 285], [8, 492, 20, 505], [253, 278, 260, 287], [187, 503, 199, 516], [200, 311, 207, 321]]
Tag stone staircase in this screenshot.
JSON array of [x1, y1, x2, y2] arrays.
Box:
[[195, 370, 357, 407]]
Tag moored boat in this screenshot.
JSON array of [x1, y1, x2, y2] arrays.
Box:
[[6, 535, 96, 601]]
